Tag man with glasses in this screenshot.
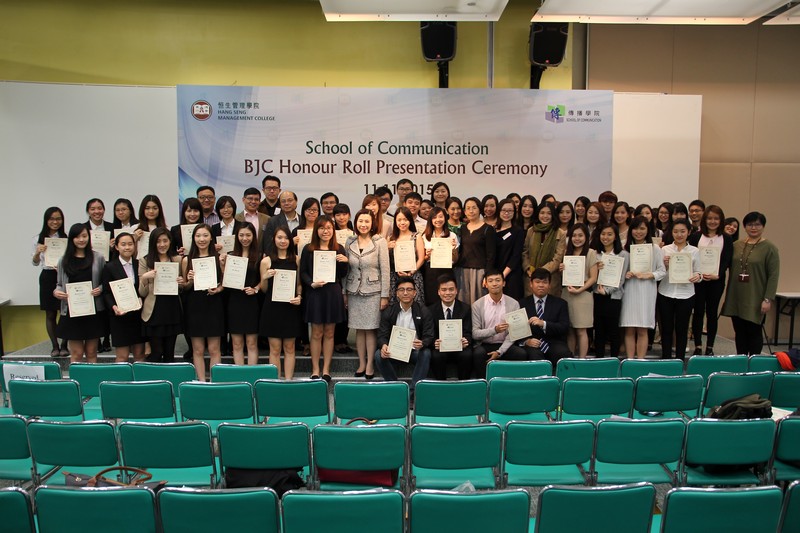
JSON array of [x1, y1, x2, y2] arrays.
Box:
[[197, 185, 220, 226], [235, 187, 270, 246], [320, 192, 339, 216], [261, 190, 300, 256], [258, 175, 282, 216], [387, 179, 415, 216], [688, 199, 706, 234]]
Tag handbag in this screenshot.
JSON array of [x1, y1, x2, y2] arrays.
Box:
[[63, 466, 168, 492], [316, 418, 399, 487]]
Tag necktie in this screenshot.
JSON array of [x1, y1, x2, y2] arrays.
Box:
[[536, 299, 549, 353], [445, 307, 452, 320]]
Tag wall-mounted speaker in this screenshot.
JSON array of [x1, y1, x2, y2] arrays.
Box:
[[529, 22, 568, 67], [421, 22, 457, 62]]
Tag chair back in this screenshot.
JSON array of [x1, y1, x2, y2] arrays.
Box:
[[748, 354, 783, 373], [254, 379, 330, 426], [661, 486, 783, 533], [282, 489, 404, 533], [27, 420, 119, 484], [0, 487, 34, 533], [488, 377, 559, 424], [210, 364, 278, 385], [685, 355, 748, 383], [178, 381, 255, 425], [218, 422, 310, 472], [770, 372, 800, 410], [701, 371, 774, 415], [34, 486, 156, 533], [409, 489, 530, 533], [333, 381, 409, 424], [618, 358, 684, 379], [780, 480, 800, 533], [99, 380, 176, 422], [9, 379, 83, 419], [559, 377, 634, 420], [632, 375, 704, 417], [413, 379, 487, 424], [556, 357, 619, 381], [486, 360, 552, 379], [1, 361, 63, 407], [132, 363, 196, 397], [158, 487, 280, 533], [69, 362, 133, 397], [775, 417, 800, 482]]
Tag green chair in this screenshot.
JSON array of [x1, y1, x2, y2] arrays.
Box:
[[679, 418, 776, 486], [254, 379, 330, 427], [534, 482, 656, 533], [333, 381, 409, 425], [9, 379, 84, 421], [770, 372, 800, 410], [132, 362, 196, 399], [700, 371, 774, 416], [99, 380, 177, 423], [35, 486, 157, 533], [409, 423, 502, 490], [555, 357, 620, 381], [660, 486, 783, 533], [632, 374, 704, 419], [749, 354, 783, 373], [178, 381, 255, 434], [685, 355, 749, 384], [619, 358, 684, 379], [68, 362, 133, 416], [210, 364, 278, 385], [591, 418, 685, 485], [312, 423, 406, 491], [282, 489, 404, 533], [218, 422, 311, 487], [502, 420, 594, 487], [773, 416, 800, 483], [0, 361, 62, 409], [0, 415, 37, 482], [0, 487, 34, 533], [409, 489, 530, 533], [412, 379, 487, 424], [486, 359, 552, 379], [559, 377, 634, 421], [487, 376, 559, 426], [780, 480, 800, 533], [158, 487, 280, 533], [118, 421, 217, 487]]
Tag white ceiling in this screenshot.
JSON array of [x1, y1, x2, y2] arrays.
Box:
[[763, 3, 800, 24], [318, 0, 509, 21]]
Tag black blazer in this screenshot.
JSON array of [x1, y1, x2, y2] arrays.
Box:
[[519, 294, 570, 344], [688, 232, 733, 280], [427, 299, 473, 347], [377, 302, 435, 349], [101, 257, 140, 311], [86, 220, 114, 232]]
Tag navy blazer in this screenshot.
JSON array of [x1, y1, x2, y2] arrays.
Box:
[[518, 294, 570, 344]]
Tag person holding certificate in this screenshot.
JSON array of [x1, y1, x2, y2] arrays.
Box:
[[521, 202, 566, 298], [494, 199, 525, 302], [620, 217, 666, 358], [32, 206, 69, 357], [182, 223, 225, 380], [420, 207, 459, 306], [300, 215, 348, 381], [558, 224, 598, 357], [374, 276, 434, 396], [102, 232, 145, 362], [169, 197, 202, 258], [427, 273, 473, 380], [517, 268, 572, 364], [658, 220, 701, 360], [135, 195, 168, 235], [471, 269, 528, 378], [688, 205, 733, 356], [590, 223, 629, 358], [387, 207, 425, 306], [260, 226, 303, 379], [138, 227, 183, 363], [292, 197, 321, 254], [210, 196, 238, 253], [53, 223, 107, 363], [332, 203, 355, 354], [85, 198, 113, 353], [223, 222, 262, 366], [457, 197, 497, 306]]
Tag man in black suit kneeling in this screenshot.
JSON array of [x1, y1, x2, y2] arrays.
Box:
[[518, 268, 572, 365], [427, 273, 473, 380]]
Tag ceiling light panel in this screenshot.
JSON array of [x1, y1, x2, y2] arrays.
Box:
[[320, 0, 509, 21], [763, 3, 800, 24]]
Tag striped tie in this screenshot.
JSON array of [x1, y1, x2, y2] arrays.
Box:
[[537, 299, 549, 353]]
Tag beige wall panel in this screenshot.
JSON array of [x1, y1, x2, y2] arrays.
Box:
[[587, 25, 674, 92], [698, 163, 751, 220]]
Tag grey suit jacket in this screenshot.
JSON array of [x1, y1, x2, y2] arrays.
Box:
[[471, 294, 520, 356], [56, 251, 106, 316], [344, 235, 390, 297]]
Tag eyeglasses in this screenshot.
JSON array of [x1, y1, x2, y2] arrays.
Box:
[[305, 208, 319, 214], [198, 195, 215, 201], [745, 222, 763, 228], [500, 209, 515, 214], [244, 196, 260, 202]]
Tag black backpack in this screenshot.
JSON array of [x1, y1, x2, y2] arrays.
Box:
[[224, 467, 304, 496]]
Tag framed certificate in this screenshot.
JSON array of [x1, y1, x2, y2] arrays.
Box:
[[66, 281, 96, 317], [90, 230, 110, 261], [438, 319, 462, 352], [562, 255, 586, 287], [271, 269, 297, 302], [388, 325, 415, 363], [698, 246, 721, 275], [505, 308, 531, 343], [629, 244, 653, 274], [109, 277, 142, 313], [154, 262, 180, 296], [598, 254, 624, 288], [429, 238, 453, 269], [136, 231, 150, 260], [216, 235, 235, 254], [393, 240, 417, 272], [222, 255, 248, 290], [668, 252, 693, 284], [43, 237, 68, 268], [313, 250, 337, 283], [192, 256, 218, 291], [180, 224, 198, 252]]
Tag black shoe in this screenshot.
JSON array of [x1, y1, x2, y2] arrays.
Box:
[[365, 373, 375, 381], [322, 374, 332, 383], [705, 347, 714, 356], [693, 347, 702, 356], [310, 374, 320, 380], [354, 370, 366, 378]]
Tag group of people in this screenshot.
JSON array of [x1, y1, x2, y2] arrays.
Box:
[[33, 176, 780, 387]]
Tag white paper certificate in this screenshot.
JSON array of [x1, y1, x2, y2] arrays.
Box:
[[114, 228, 134, 238], [438, 319, 462, 353], [313, 250, 337, 283], [430, 238, 453, 269], [192, 256, 218, 291], [668, 252, 693, 284], [180, 224, 198, 252], [109, 277, 141, 313], [66, 281, 96, 317], [598, 254, 624, 288], [393, 240, 417, 272], [698, 246, 721, 276], [629, 244, 653, 274], [222, 255, 248, 290], [651, 236, 663, 247], [505, 308, 532, 343], [562, 255, 586, 287], [271, 269, 297, 302], [136, 231, 150, 260], [388, 325, 415, 363], [90, 230, 111, 261], [335, 229, 354, 246], [216, 235, 235, 254], [154, 262, 180, 296], [43, 238, 68, 268], [296, 229, 313, 256]]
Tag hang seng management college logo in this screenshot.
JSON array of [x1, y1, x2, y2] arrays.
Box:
[[546, 104, 565, 124], [191, 100, 212, 121]]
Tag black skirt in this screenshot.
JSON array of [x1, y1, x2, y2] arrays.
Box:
[[39, 269, 60, 311]]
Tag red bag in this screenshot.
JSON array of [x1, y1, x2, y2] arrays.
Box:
[[317, 467, 399, 487]]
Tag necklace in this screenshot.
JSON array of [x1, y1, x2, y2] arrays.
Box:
[[740, 237, 761, 274]]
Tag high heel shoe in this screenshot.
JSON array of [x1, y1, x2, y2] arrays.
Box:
[[365, 373, 375, 381], [705, 347, 714, 356], [692, 347, 702, 356], [354, 370, 366, 377]]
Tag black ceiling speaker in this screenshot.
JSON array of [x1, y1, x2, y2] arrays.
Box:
[[529, 22, 568, 67], [421, 22, 457, 62]]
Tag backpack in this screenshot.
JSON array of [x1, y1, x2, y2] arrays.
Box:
[[224, 467, 304, 496]]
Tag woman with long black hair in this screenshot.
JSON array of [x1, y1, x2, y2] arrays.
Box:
[[32, 207, 68, 357]]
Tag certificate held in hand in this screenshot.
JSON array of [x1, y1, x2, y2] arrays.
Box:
[[136, 231, 150, 260], [271, 269, 297, 302], [44, 238, 68, 268], [180, 224, 198, 252], [154, 262, 180, 295], [438, 319, 462, 352], [222, 255, 248, 290], [562, 256, 586, 287], [109, 278, 142, 313], [698, 246, 721, 276], [393, 241, 417, 272], [505, 308, 532, 343], [668, 252, 693, 284], [66, 281, 96, 317], [598, 254, 624, 288], [388, 326, 415, 362], [192, 256, 218, 291], [296, 229, 313, 256], [629, 244, 653, 274], [90, 230, 111, 261], [216, 235, 235, 254], [429, 238, 454, 269], [313, 251, 337, 283]]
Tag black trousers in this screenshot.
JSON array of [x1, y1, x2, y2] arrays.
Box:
[[430, 347, 474, 380], [593, 294, 622, 357], [692, 279, 725, 348], [731, 316, 764, 355], [658, 294, 694, 359], [521, 341, 572, 366], [472, 343, 527, 379]]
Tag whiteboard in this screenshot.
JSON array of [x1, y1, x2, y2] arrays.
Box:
[[0, 82, 700, 305]]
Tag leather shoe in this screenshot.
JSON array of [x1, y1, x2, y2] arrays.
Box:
[[322, 374, 332, 383], [354, 370, 366, 377]]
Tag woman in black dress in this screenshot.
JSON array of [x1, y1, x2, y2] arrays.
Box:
[[494, 199, 524, 301], [224, 222, 261, 365], [102, 232, 145, 362], [32, 207, 68, 357]]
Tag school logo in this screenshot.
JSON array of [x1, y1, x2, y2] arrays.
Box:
[[545, 104, 565, 123], [191, 100, 212, 121]]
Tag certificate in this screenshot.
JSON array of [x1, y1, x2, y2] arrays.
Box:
[[154, 262, 180, 296], [598, 254, 624, 288], [66, 281, 96, 317], [90, 230, 111, 261], [109, 277, 142, 313], [668, 252, 693, 284], [698, 246, 721, 276], [43, 237, 67, 268], [216, 235, 235, 254], [629, 244, 653, 274], [313, 250, 337, 283], [192, 256, 218, 291], [222, 255, 248, 290], [180, 224, 198, 252], [393, 240, 417, 272], [429, 238, 453, 269], [335, 229, 354, 245], [562, 255, 586, 287], [113, 228, 134, 238], [388, 326, 415, 363], [651, 236, 663, 247], [438, 319, 463, 353], [296, 229, 313, 256], [505, 308, 532, 343], [136, 231, 150, 260], [271, 269, 297, 302]]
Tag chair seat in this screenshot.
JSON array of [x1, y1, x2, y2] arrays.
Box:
[[136, 465, 217, 487], [319, 478, 402, 491], [265, 415, 328, 428], [593, 461, 677, 485], [505, 463, 588, 486], [413, 466, 496, 490], [630, 410, 694, 420], [488, 412, 551, 427], [41, 463, 121, 485], [684, 466, 761, 486], [561, 413, 624, 423], [773, 459, 800, 482], [414, 414, 481, 425], [0, 459, 36, 480]]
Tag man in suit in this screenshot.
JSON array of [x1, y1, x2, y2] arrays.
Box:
[[235, 187, 270, 249], [374, 276, 434, 396], [471, 269, 527, 378], [261, 190, 300, 256], [427, 273, 473, 380], [258, 175, 282, 216], [518, 268, 572, 364]]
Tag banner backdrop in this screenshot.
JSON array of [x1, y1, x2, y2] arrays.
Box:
[[177, 86, 613, 210]]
